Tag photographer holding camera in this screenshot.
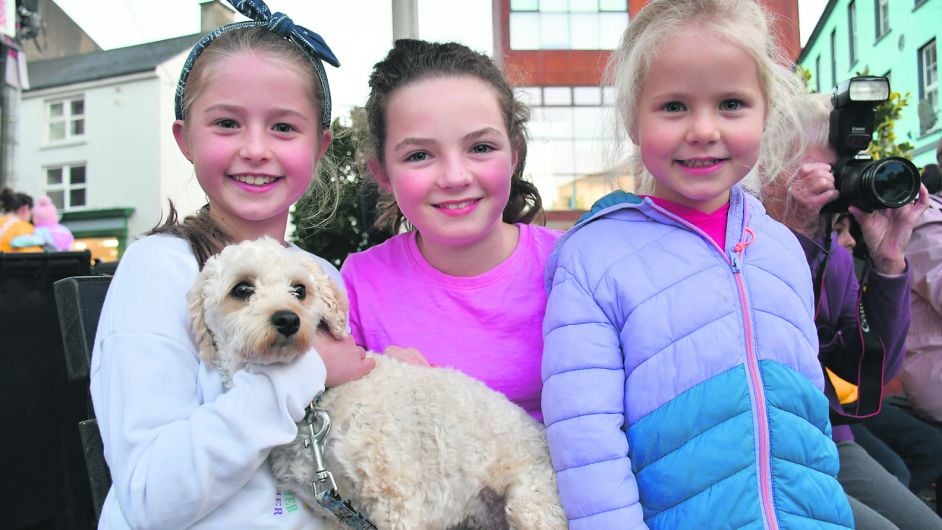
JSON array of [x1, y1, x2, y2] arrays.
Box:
[[763, 80, 935, 529]]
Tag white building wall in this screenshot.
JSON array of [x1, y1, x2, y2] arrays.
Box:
[[16, 59, 204, 241]]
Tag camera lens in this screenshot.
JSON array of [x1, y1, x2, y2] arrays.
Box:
[[865, 157, 920, 208], [835, 156, 920, 211]]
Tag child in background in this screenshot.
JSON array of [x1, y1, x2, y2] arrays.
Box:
[[341, 39, 559, 420], [541, 0, 853, 528], [0, 187, 39, 252], [12, 194, 74, 251], [90, 1, 373, 527]]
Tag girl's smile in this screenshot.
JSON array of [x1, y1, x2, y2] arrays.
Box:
[[230, 174, 282, 192], [434, 198, 482, 215], [676, 158, 728, 175]]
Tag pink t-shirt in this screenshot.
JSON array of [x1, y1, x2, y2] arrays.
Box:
[[649, 196, 730, 249], [341, 223, 561, 420]]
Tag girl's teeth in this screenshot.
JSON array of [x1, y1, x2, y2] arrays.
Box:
[[441, 200, 474, 209], [234, 175, 276, 185], [683, 159, 718, 168]]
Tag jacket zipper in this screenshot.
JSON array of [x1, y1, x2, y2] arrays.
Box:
[[651, 204, 777, 530]]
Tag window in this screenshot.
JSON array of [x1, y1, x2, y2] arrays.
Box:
[[830, 30, 837, 89], [815, 56, 822, 92], [847, 1, 857, 65], [518, 85, 617, 209], [45, 164, 86, 209], [874, 0, 888, 39], [45, 96, 85, 143], [918, 39, 938, 132], [509, 0, 628, 50]]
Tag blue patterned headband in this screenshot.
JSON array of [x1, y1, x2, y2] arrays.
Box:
[[174, 0, 339, 128]]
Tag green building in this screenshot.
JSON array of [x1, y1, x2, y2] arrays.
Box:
[[799, 0, 940, 167]]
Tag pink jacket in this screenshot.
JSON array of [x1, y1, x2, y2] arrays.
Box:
[[901, 194, 942, 422]]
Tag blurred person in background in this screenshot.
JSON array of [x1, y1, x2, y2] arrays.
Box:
[[0, 187, 40, 252]]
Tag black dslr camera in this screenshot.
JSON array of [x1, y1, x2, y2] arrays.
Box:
[[825, 76, 921, 212]]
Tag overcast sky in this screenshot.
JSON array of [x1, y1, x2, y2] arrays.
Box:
[[54, 0, 830, 49], [52, 0, 494, 118], [51, 0, 830, 115]]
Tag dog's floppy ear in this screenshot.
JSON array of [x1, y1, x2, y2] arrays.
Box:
[[303, 259, 349, 339], [187, 261, 218, 363], [320, 278, 350, 339]]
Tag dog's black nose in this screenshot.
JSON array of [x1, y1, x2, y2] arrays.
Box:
[[271, 311, 300, 337]]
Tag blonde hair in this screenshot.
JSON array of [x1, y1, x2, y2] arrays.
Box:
[[761, 92, 832, 221], [788, 92, 832, 167], [607, 0, 807, 196]]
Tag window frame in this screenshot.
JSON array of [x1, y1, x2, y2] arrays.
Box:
[[847, 0, 857, 66], [874, 0, 889, 40], [918, 39, 938, 133], [508, 0, 628, 51], [44, 163, 88, 210], [830, 29, 838, 89], [815, 55, 822, 92], [44, 95, 85, 144], [519, 84, 616, 209]]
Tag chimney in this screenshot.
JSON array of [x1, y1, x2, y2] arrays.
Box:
[[200, 0, 236, 33]]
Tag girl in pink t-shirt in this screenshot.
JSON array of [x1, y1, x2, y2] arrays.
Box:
[[341, 39, 560, 419]]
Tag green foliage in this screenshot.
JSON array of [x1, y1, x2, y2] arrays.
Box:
[[868, 90, 914, 160], [796, 64, 813, 90], [291, 108, 392, 268]]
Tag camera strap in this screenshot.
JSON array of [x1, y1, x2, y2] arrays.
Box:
[[814, 215, 886, 425]]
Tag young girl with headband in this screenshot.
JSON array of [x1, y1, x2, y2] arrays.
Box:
[[90, 1, 372, 527]]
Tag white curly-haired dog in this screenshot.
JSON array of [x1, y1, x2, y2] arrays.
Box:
[[187, 237, 567, 530]]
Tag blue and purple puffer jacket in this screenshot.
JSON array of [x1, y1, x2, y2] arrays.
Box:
[[541, 187, 853, 529]]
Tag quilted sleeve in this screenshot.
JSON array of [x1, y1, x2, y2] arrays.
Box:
[[907, 210, 942, 313], [542, 264, 648, 530]]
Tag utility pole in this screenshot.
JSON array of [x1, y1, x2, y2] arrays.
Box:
[[391, 0, 418, 41]]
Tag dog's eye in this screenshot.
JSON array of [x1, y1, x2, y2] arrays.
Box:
[[230, 282, 255, 300], [291, 284, 306, 300]]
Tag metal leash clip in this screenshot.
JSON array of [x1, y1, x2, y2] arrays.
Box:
[[303, 403, 337, 496], [302, 401, 377, 530]]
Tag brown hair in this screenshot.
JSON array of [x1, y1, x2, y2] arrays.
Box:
[[155, 26, 339, 268], [1, 187, 33, 213], [364, 39, 542, 233]]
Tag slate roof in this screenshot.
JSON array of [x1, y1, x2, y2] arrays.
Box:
[[26, 33, 202, 91]]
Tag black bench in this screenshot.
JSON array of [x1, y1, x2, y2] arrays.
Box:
[[54, 275, 113, 521], [0, 251, 95, 529]]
